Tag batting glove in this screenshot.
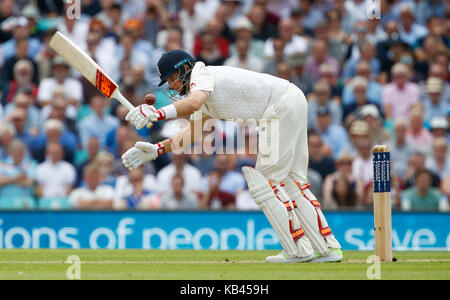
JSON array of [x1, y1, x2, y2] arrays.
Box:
[[121, 141, 166, 170], [125, 104, 166, 130]]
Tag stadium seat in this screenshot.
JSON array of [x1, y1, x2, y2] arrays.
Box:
[[37, 197, 72, 210], [0, 196, 36, 210]]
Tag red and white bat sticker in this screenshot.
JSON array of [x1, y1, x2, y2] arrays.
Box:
[[95, 70, 117, 98]]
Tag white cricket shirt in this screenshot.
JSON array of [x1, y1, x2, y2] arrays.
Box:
[[189, 62, 290, 120]]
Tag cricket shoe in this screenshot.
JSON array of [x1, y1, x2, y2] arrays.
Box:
[[266, 251, 317, 263], [310, 248, 343, 263]]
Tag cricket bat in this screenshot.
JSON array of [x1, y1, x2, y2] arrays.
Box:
[[49, 31, 135, 111]]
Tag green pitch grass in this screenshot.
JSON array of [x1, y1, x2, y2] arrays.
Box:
[[0, 249, 449, 280]]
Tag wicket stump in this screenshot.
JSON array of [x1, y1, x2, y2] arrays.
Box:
[[372, 145, 393, 262]]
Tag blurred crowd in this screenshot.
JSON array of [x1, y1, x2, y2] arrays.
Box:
[[0, 0, 448, 212]]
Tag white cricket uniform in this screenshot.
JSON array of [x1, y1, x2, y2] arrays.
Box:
[[189, 62, 309, 184], [189, 62, 341, 257]]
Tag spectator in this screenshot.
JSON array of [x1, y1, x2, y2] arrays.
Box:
[[297, 0, 326, 35], [160, 173, 199, 210], [69, 163, 116, 209], [307, 130, 336, 182], [342, 41, 380, 82], [305, 39, 340, 81], [415, 1, 447, 26], [178, 0, 209, 40], [226, 16, 264, 68], [200, 154, 246, 208], [78, 94, 119, 150], [330, 174, 360, 209], [0, 139, 36, 203], [153, 26, 186, 65], [315, 106, 350, 159], [382, 63, 420, 120], [397, 4, 428, 47], [156, 153, 202, 198], [359, 104, 390, 145], [325, 8, 350, 64], [262, 37, 285, 75], [0, 16, 41, 64], [422, 77, 447, 126], [30, 118, 77, 163], [343, 76, 382, 123], [263, 18, 308, 61], [35, 142, 76, 198], [8, 107, 34, 150], [307, 79, 342, 130], [39, 94, 77, 134], [429, 117, 449, 143], [92, 151, 116, 187], [75, 135, 100, 186], [386, 117, 416, 179], [426, 63, 450, 102], [116, 167, 160, 210], [37, 55, 83, 113], [401, 168, 448, 211], [1, 59, 39, 105], [224, 37, 264, 72], [0, 123, 16, 160], [287, 53, 315, 95], [195, 30, 228, 66], [4, 90, 40, 134], [322, 152, 362, 210], [405, 105, 434, 155], [193, 19, 230, 65], [351, 132, 374, 207], [247, 2, 278, 41], [1, 37, 39, 84], [340, 119, 370, 158], [425, 137, 450, 181], [0, 0, 14, 43], [200, 169, 236, 209], [342, 61, 382, 107], [317, 62, 342, 102], [403, 151, 441, 190], [34, 29, 59, 81], [130, 64, 154, 99]]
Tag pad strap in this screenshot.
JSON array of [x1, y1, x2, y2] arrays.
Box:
[[271, 180, 305, 242], [295, 180, 332, 239]]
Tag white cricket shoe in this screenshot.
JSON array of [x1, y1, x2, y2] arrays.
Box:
[[310, 248, 343, 263], [266, 251, 317, 263]]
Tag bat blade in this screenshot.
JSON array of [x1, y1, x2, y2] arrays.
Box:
[[49, 31, 134, 111]]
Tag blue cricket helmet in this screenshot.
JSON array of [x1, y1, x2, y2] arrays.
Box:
[[157, 50, 195, 87]]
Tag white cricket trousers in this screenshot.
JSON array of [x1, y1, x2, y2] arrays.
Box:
[[255, 83, 341, 254]]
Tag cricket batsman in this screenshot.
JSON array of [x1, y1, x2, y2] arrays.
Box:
[[121, 50, 343, 263]]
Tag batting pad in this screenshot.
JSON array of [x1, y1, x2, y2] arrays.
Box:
[[284, 178, 341, 255], [242, 167, 313, 258]]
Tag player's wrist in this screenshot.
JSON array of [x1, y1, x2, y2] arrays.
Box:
[[159, 104, 177, 120], [155, 142, 167, 156]]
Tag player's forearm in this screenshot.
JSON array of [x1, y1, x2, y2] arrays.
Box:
[[159, 121, 196, 153], [173, 97, 203, 117]]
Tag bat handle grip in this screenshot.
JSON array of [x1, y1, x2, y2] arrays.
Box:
[[112, 90, 135, 111]]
